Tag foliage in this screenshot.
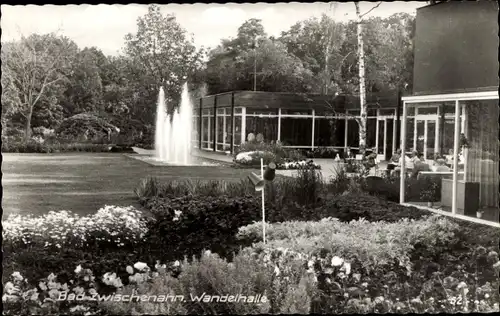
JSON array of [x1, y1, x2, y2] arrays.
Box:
[[123, 4, 205, 120], [419, 176, 441, 202], [206, 12, 415, 95], [305, 147, 340, 158], [1, 33, 79, 140], [55, 113, 119, 142], [205, 18, 313, 94], [1, 137, 112, 153], [239, 215, 458, 273]]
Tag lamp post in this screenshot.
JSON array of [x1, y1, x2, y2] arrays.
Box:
[[247, 159, 276, 243]]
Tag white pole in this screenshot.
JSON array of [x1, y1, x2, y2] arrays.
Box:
[[344, 114, 349, 150], [452, 100, 461, 215], [424, 119, 428, 160], [383, 118, 387, 160], [400, 101, 407, 204], [277, 108, 282, 142], [311, 109, 315, 150], [260, 158, 266, 244], [375, 110, 380, 152], [241, 107, 247, 144]]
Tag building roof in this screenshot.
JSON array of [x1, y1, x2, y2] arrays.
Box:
[[196, 90, 402, 112]]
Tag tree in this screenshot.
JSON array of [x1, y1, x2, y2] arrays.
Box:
[[62, 47, 104, 116], [205, 19, 314, 94], [1, 33, 78, 141], [354, 1, 382, 154], [279, 13, 348, 94], [124, 4, 205, 118]]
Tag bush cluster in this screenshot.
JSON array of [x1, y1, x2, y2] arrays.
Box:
[[55, 113, 119, 142]]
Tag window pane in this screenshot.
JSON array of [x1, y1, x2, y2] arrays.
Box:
[[192, 116, 199, 143], [417, 107, 437, 115], [281, 109, 311, 115], [347, 110, 360, 116], [202, 116, 209, 148], [379, 109, 395, 116], [314, 118, 346, 147], [347, 120, 359, 147], [367, 109, 377, 116], [234, 116, 242, 146], [217, 116, 224, 145], [441, 102, 457, 115], [405, 117, 415, 151], [234, 107, 243, 114], [246, 108, 278, 115], [217, 108, 225, 115], [245, 116, 278, 142], [366, 118, 377, 148], [441, 118, 455, 156], [280, 117, 312, 146], [463, 99, 498, 209], [225, 115, 233, 145]]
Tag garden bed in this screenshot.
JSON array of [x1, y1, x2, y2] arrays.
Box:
[[3, 170, 499, 315]]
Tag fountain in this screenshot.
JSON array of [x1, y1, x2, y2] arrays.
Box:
[[155, 82, 193, 165]]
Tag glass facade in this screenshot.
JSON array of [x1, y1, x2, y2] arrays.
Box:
[[401, 93, 499, 223], [194, 99, 403, 157]]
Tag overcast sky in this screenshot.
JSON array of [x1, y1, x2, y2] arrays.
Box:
[[1, 2, 426, 56]]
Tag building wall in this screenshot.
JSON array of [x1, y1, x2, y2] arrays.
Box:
[[413, 1, 499, 95]]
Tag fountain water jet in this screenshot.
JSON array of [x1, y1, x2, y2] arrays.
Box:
[[154, 82, 193, 165]]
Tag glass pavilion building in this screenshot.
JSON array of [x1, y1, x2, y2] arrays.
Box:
[[192, 91, 403, 161]]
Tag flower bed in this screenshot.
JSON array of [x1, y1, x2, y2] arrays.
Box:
[[234, 151, 320, 170], [3, 170, 500, 314]]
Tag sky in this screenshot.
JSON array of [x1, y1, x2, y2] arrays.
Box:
[[1, 2, 426, 56]]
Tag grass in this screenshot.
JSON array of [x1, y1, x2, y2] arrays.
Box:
[[1, 153, 258, 218]]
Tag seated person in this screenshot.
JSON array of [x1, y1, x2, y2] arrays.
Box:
[[411, 157, 431, 178], [433, 158, 451, 172], [387, 149, 401, 171]]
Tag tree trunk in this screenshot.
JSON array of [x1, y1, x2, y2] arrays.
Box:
[[355, 2, 367, 155], [24, 106, 33, 142]]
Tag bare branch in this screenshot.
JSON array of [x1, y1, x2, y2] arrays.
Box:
[[323, 99, 361, 125], [360, 1, 383, 19]]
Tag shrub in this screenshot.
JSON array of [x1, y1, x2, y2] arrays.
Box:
[[135, 177, 255, 201], [238, 215, 459, 275], [55, 113, 119, 142], [141, 195, 262, 261], [136, 168, 325, 208], [1, 138, 112, 153], [100, 250, 316, 315], [318, 193, 433, 223], [306, 147, 340, 159], [234, 140, 287, 159]]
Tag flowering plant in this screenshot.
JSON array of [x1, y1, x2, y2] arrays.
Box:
[[2, 205, 148, 249]]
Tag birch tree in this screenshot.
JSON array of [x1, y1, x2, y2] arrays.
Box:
[[354, 1, 382, 154]]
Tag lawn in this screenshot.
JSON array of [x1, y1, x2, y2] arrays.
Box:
[[1, 153, 254, 218]]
